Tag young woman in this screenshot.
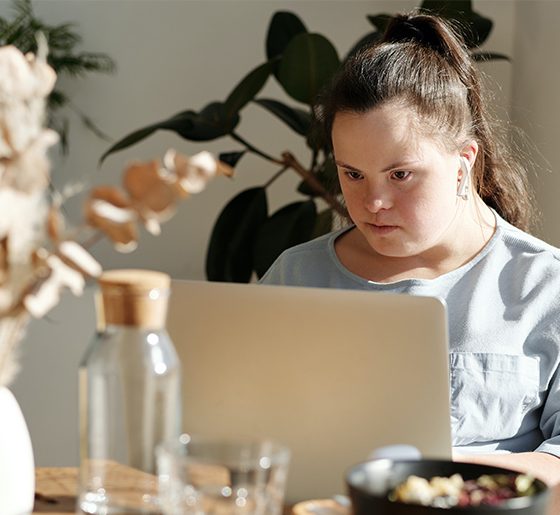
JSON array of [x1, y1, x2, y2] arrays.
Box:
[[260, 13, 560, 484]]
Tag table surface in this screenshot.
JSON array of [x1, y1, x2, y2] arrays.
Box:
[[33, 466, 560, 515], [34, 468, 78, 514], [33, 467, 298, 515]]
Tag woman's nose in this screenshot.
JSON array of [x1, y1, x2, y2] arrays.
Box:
[[364, 192, 392, 213]]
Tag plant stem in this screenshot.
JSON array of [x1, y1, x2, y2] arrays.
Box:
[[67, 99, 114, 143], [0, 311, 29, 387], [310, 149, 319, 172], [228, 134, 345, 216], [230, 132, 284, 165], [81, 229, 104, 250], [281, 151, 346, 217], [263, 165, 289, 189]]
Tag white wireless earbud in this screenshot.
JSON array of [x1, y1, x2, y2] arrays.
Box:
[[457, 157, 471, 200]]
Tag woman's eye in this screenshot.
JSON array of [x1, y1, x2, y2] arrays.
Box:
[[345, 170, 363, 181], [391, 170, 411, 181]]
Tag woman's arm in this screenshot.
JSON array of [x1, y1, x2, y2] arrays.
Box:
[[454, 451, 560, 514], [454, 451, 560, 484]]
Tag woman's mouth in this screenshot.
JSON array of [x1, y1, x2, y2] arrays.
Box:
[[367, 223, 398, 235]]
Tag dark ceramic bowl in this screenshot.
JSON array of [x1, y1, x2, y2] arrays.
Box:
[[346, 459, 549, 514]]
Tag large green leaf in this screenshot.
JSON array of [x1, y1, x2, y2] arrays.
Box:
[[100, 103, 240, 164], [253, 200, 317, 278], [100, 124, 162, 164], [277, 33, 340, 105], [305, 119, 330, 153], [266, 11, 307, 61], [311, 209, 333, 239], [420, 0, 492, 48], [206, 187, 268, 283], [224, 61, 274, 119], [421, 0, 473, 16], [366, 14, 393, 32], [345, 30, 382, 60], [219, 150, 246, 168], [101, 113, 176, 164], [254, 98, 311, 136], [297, 157, 338, 197], [177, 102, 240, 140]]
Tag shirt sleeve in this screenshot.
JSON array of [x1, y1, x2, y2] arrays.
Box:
[[258, 255, 286, 285], [535, 366, 560, 457]]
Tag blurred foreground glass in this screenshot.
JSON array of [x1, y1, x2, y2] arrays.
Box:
[[157, 435, 290, 515], [78, 270, 182, 514]]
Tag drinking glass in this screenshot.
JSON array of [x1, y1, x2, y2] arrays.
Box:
[[157, 434, 290, 515]]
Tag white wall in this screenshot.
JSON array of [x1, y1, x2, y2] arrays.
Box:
[[4, 0, 534, 466], [511, 1, 560, 244]]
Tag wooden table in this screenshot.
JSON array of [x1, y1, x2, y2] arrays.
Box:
[[33, 467, 560, 514], [34, 468, 77, 514], [33, 467, 297, 514]]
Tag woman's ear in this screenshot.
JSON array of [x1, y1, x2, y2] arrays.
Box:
[[460, 140, 479, 170]]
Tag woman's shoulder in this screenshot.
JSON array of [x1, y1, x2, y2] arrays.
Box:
[[258, 226, 353, 286], [496, 215, 560, 261], [490, 215, 560, 288]]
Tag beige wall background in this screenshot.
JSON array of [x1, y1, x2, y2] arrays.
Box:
[[4, 0, 557, 466], [512, 1, 560, 243]]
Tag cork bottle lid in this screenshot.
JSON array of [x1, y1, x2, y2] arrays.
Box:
[[97, 269, 170, 329], [99, 269, 170, 293]]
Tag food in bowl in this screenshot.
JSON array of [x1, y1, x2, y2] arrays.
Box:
[[346, 459, 549, 515], [390, 473, 537, 509]]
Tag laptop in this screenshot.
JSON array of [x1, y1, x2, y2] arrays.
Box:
[[166, 280, 452, 502]]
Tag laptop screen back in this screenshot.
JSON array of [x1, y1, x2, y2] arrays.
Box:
[[167, 280, 452, 502]]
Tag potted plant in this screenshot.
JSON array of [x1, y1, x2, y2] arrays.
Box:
[[101, 0, 507, 283], [0, 0, 116, 151]]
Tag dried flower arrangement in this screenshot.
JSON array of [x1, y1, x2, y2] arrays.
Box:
[[0, 0, 116, 151], [0, 43, 232, 388]]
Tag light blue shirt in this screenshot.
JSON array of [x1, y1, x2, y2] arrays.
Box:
[[260, 213, 560, 457]]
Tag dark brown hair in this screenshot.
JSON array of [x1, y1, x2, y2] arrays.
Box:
[[318, 12, 535, 231]]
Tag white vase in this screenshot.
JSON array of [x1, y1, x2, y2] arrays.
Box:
[[0, 387, 35, 515]]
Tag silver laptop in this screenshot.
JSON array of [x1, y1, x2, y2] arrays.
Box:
[[166, 280, 452, 502]]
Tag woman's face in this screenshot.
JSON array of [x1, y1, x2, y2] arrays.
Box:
[[332, 104, 466, 260]]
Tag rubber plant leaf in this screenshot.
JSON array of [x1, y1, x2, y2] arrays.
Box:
[[224, 61, 274, 120], [311, 209, 334, 239], [297, 157, 338, 197], [206, 187, 268, 283], [254, 98, 311, 136], [421, 0, 473, 16], [420, 0, 492, 48], [345, 30, 382, 60], [177, 102, 240, 140], [100, 103, 240, 164], [266, 11, 307, 61], [253, 200, 317, 278], [345, 13, 391, 60], [219, 151, 246, 168], [366, 14, 393, 32], [277, 33, 340, 105], [100, 124, 164, 164]]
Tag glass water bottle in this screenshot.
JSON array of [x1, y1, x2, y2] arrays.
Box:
[[78, 269, 181, 514]]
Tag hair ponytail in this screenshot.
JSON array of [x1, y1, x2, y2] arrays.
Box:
[[383, 13, 465, 58], [319, 11, 535, 231]]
